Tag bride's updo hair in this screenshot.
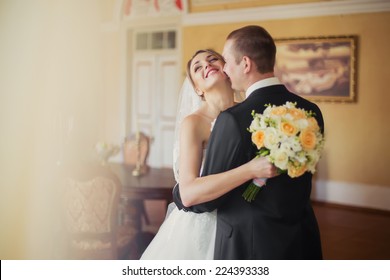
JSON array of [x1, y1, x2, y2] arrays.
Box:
[[186, 49, 225, 90]]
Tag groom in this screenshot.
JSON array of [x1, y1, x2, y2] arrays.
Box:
[[173, 25, 324, 259]]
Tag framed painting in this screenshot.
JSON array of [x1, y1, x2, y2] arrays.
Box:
[[274, 36, 358, 102]]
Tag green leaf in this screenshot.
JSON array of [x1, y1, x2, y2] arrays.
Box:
[[258, 148, 270, 157]]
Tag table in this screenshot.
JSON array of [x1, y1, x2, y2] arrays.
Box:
[[109, 163, 176, 232], [110, 163, 176, 205]]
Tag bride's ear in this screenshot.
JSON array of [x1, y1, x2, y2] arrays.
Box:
[[195, 88, 205, 99]]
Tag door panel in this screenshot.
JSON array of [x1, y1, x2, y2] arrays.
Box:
[[135, 61, 154, 118], [159, 60, 179, 120], [131, 53, 179, 168]]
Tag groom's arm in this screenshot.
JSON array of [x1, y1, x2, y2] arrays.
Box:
[[173, 111, 243, 213]]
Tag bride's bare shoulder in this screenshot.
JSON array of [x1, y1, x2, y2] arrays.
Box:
[[181, 113, 210, 134], [182, 113, 203, 130]]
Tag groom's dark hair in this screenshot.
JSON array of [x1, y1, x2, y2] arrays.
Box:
[[226, 25, 276, 74]]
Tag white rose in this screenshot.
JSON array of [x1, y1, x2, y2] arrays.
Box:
[[269, 115, 282, 129], [296, 118, 309, 130], [306, 150, 320, 173], [290, 137, 303, 152], [284, 113, 294, 122], [249, 118, 261, 132], [259, 117, 269, 129], [285, 102, 296, 109], [263, 106, 273, 115], [271, 149, 289, 170], [279, 142, 295, 157], [293, 150, 307, 164], [264, 127, 279, 150]]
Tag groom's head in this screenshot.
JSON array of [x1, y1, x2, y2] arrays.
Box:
[[222, 25, 276, 91]]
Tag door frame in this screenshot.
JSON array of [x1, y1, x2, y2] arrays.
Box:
[[123, 22, 182, 167]]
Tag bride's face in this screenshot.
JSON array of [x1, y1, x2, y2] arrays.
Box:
[[189, 51, 228, 95]]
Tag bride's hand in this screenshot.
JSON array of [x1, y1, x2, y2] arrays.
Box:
[[248, 157, 278, 179]]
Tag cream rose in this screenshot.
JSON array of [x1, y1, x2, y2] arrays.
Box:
[[271, 149, 289, 170]]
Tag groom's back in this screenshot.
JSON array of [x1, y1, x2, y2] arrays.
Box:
[[213, 84, 323, 260]]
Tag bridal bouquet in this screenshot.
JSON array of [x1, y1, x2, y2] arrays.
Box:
[[243, 102, 325, 202]]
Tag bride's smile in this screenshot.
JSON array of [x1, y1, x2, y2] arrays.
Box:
[[205, 68, 218, 78]]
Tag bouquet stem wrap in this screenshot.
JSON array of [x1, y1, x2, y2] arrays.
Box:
[[242, 178, 267, 202]]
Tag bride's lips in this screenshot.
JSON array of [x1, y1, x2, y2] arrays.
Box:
[[205, 68, 218, 78]]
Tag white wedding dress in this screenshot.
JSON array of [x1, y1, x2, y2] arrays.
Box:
[[140, 204, 217, 260], [140, 151, 217, 260], [140, 78, 217, 260]]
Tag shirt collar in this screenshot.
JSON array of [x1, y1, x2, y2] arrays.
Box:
[[245, 77, 282, 98]]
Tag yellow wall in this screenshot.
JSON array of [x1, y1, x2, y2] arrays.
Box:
[[189, 0, 327, 13], [182, 12, 390, 187]]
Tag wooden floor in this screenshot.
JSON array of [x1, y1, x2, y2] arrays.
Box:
[[313, 202, 390, 260], [137, 201, 390, 260]]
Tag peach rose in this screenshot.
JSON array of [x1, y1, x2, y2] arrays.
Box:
[[288, 163, 308, 178], [252, 130, 265, 149], [300, 129, 317, 150], [280, 120, 298, 136], [307, 117, 320, 132], [288, 108, 306, 120], [271, 106, 287, 116]]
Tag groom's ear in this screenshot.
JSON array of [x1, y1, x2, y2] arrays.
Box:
[[242, 56, 251, 74]]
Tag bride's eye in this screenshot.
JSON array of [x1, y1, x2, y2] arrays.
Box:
[[194, 66, 201, 72], [209, 57, 218, 63]]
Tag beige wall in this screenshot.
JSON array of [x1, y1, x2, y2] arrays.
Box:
[[0, 0, 107, 259], [182, 12, 390, 188]]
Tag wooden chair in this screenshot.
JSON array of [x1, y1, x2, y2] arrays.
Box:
[[60, 164, 136, 259]]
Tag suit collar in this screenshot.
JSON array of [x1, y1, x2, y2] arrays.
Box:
[[245, 77, 282, 99]]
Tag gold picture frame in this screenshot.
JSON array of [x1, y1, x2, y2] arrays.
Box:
[[275, 35, 358, 102]]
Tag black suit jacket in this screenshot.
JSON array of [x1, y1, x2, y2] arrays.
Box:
[[173, 84, 324, 260]]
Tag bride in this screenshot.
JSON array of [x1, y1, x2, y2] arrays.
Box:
[[140, 49, 277, 259]]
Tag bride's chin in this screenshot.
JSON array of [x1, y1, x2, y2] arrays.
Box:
[[209, 71, 227, 81]]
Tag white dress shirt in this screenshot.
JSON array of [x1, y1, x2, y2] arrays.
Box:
[[245, 77, 282, 99]]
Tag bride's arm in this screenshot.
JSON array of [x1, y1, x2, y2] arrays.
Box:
[[178, 115, 276, 208]]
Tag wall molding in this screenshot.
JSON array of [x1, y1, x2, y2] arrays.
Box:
[[182, 0, 390, 26], [312, 179, 390, 211], [102, 0, 390, 31]]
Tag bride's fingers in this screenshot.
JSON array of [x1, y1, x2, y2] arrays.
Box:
[[266, 165, 277, 177]]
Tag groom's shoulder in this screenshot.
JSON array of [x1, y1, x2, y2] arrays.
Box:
[[221, 103, 251, 122], [294, 94, 323, 115], [225, 99, 252, 114]]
